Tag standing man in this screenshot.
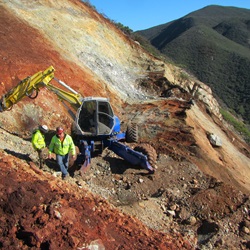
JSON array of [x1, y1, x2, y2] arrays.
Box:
[[48, 127, 76, 180], [32, 124, 49, 169]]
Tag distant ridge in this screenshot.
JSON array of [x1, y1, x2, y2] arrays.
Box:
[[137, 5, 250, 124]]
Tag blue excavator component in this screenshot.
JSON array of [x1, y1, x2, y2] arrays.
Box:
[[73, 97, 155, 173], [77, 138, 155, 174], [0, 66, 156, 174]]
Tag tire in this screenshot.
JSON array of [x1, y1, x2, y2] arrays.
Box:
[[126, 123, 138, 142], [134, 143, 157, 168]]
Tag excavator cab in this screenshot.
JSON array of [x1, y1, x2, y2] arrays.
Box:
[[75, 97, 121, 136]]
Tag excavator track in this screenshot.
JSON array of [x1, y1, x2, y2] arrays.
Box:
[[126, 123, 138, 142], [134, 143, 157, 169]]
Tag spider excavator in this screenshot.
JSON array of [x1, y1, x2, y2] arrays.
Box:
[[0, 66, 157, 174]]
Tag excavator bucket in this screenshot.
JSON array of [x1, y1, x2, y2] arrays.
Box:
[[79, 158, 91, 175]]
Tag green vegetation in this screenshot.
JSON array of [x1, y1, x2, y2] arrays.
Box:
[[111, 22, 167, 60], [178, 72, 190, 82], [130, 33, 165, 59], [137, 5, 250, 126], [220, 108, 250, 143], [82, 0, 97, 11], [110, 22, 165, 59], [114, 22, 133, 36]]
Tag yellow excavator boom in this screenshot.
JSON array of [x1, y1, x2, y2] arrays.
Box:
[[0, 66, 83, 112]]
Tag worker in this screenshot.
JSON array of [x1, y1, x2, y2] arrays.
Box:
[[32, 124, 49, 169], [48, 127, 76, 180]]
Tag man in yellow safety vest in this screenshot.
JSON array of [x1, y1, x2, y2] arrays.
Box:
[[48, 127, 76, 180], [32, 124, 49, 168]]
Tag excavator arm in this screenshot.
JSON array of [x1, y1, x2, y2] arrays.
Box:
[[0, 66, 83, 112]]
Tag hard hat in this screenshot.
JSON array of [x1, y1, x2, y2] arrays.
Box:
[[56, 127, 64, 135], [39, 125, 48, 133]]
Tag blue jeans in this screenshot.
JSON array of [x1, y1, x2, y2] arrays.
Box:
[[56, 154, 69, 177]]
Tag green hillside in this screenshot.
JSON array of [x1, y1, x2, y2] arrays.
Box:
[[137, 5, 250, 125]]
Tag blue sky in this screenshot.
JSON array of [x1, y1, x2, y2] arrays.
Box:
[[88, 1, 250, 31]]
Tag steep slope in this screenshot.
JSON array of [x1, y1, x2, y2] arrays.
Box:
[[137, 5, 250, 125], [0, 1, 250, 249]]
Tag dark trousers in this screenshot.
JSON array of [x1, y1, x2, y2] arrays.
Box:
[[37, 150, 44, 168]]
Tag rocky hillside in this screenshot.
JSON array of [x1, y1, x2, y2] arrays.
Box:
[[0, 1, 250, 249], [137, 5, 250, 126]]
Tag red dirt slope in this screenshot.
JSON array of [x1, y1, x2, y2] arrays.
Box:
[[0, 150, 192, 249]]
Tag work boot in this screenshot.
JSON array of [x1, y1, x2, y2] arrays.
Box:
[[62, 174, 70, 181], [40, 165, 48, 171]]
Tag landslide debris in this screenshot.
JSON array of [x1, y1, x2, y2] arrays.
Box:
[[0, 149, 191, 250], [0, 95, 250, 250]]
